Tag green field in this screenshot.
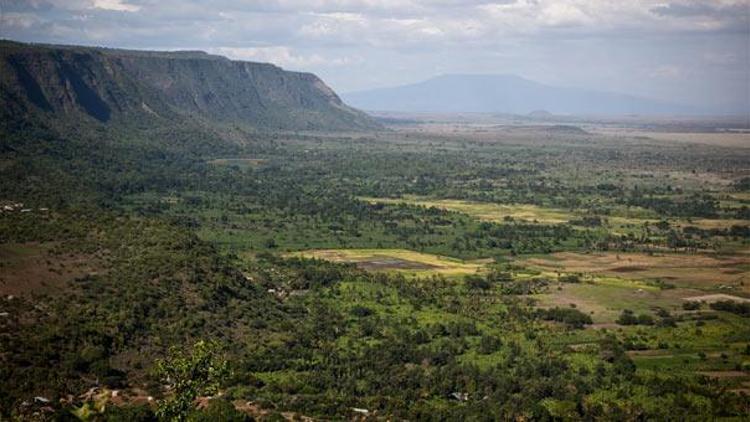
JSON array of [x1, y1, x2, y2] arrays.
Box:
[[361, 195, 577, 224]]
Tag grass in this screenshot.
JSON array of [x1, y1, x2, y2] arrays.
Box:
[[206, 158, 267, 168], [521, 251, 750, 292], [359, 195, 748, 234], [287, 248, 490, 277], [532, 280, 679, 324], [359, 195, 576, 224]]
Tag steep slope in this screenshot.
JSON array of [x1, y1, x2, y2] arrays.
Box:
[[343, 74, 698, 115], [0, 41, 378, 131]]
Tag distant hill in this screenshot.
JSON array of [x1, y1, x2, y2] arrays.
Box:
[[0, 41, 378, 131], [343, 74, 699, 115]]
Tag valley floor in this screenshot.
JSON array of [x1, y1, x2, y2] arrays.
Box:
[[2, 115, 750, 419]]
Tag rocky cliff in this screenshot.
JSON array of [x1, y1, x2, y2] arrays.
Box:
[[0, 41, 378, 131]]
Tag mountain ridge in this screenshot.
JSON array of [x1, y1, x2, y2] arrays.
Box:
[[343, 73, 703, 115], [0, 40, 378, 131]]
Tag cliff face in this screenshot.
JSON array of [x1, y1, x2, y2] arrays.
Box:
[[0, 41, 378, 131]]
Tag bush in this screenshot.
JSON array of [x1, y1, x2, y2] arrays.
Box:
[[189, 399, 251, 421], [616, 310, 639, 325], [465, 274, 491, 290], [154, 340, 230, 421], [478, 335, 503, 354], [538, 307, 593, 328], [710, 300, 750, 316], [682, 301, 701, 311], [350, 305, 374, 317], [559, 274, 581, 283], [637, 314, 655, 325]]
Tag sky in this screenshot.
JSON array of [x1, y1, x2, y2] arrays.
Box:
[[1, 0, 748, 109]]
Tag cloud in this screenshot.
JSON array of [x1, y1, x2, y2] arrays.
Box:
[[91, 0, 140, 12], [0, 12, 42, 29], [650, 1, 748, 18], [209, 46, 361, 69], [539, 2, 592, 27], [649, 64, 684, 79], [0, 0, 746, 107]]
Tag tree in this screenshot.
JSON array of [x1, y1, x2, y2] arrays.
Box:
[[154, 340, 230, 421], [616, 309, 639, 325], [465, 274, 491, 291]]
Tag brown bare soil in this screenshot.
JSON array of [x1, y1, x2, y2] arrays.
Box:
[[523, 251, 750, 291], [683, 294, 750, 303], [609, 266, 647, 273], [696, 371, 749, 379], [0, 243, 101, 296], [627, 350, 673, 357], [357, 258, 437, 271]]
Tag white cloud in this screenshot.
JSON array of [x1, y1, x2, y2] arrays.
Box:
[[209, 46, 361, 69], [91, 0, 140, 12], [0, 0, 746, 105], [649, 64, 684, 79], [0, 12, 43, 29], [540, 2, 592, 27]]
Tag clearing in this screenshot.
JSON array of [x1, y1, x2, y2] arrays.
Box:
[[532, 278, 696, 323], [360, 195, 575, 224], [0, 242, 101, 296], [207, 158, 267, 168], [522, 251, 750, 292], [287, 248, 489, 277], [683, 294, 750, 303]]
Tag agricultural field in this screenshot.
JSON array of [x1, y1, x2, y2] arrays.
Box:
[[287, 248, 490, 277], [522, 251, 750, 292], [360, 196, 576, 224]]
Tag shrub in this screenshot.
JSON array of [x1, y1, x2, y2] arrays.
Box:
[[465, 274, 491, 290], [710, 300, 750, 316], [478, 335, 503, 354], [616, 310, 639, 325], [189, 399, 251, 421], [154, 340, 230, 421], [350, 305, 374, 317], [559, 274, 581, 283], [682, 301, 701, 311], [538, 307, 593, 328]]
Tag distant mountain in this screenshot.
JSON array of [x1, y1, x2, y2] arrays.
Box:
[[343, 74, 699, 115], [0, 40, 378, 131]]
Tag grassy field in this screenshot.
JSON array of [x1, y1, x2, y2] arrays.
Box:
[[287, 248, 491, 277], [521, 251, 750, 293], [532, 278, 694, 324], [360, 196, 748, 234], [207, 158, 267, 168], [360, 195, 576, 224], [592, 128, 750, 149]]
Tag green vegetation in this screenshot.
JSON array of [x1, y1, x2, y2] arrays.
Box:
[[0, 49, 749, 418], [155, 341, 230, 421]]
